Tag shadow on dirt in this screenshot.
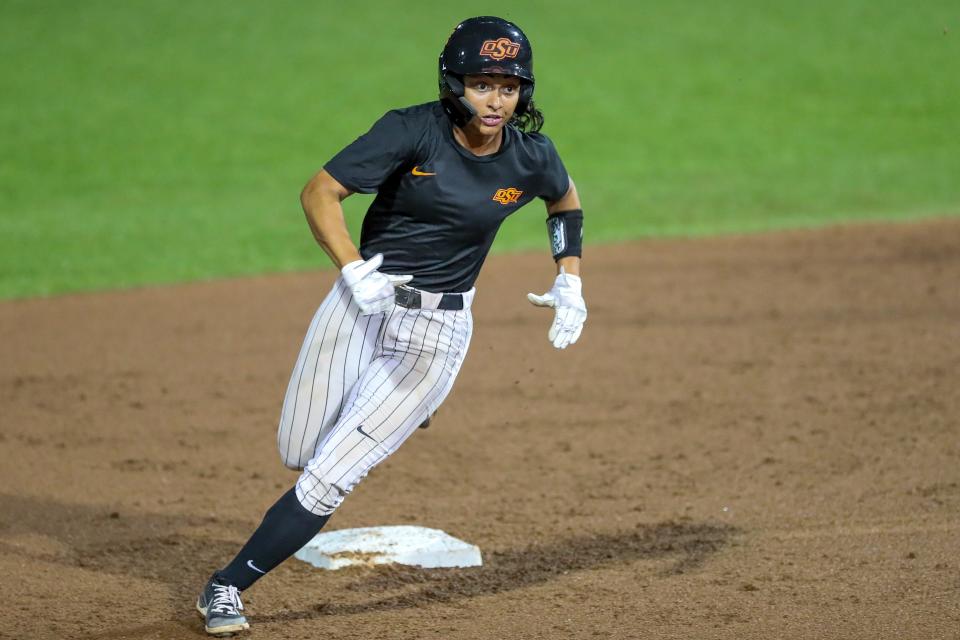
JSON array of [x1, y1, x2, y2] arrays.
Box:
[[0, 493, 737, 629], [0, 493, 250, 603], [260, 520, 738, 622]]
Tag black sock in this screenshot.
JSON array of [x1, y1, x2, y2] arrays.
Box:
[[217, 487, 330, 590]]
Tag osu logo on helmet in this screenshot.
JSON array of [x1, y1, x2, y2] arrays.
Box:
[[480, 38, 521, 61], [492, 188, 523, 205]]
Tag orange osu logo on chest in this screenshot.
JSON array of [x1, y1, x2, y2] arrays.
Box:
[[492, 187, 523, 205], [480, 38, 521, 61]]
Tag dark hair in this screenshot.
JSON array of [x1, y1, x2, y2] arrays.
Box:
[[510, 98, 544, 133]]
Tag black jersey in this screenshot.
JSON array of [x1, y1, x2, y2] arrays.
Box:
[[323, 102, 569, 293]]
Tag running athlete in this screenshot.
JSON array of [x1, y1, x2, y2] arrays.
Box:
[[195, 16, 586, 636]]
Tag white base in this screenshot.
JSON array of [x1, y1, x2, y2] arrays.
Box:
[[294, 525, 482, 570]]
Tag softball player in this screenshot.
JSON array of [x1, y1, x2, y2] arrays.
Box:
[[196, 16, 586, 635]]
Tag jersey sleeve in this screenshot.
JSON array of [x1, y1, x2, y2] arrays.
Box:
[[324, 110, 416, 194], [532, 133, 570, 202]]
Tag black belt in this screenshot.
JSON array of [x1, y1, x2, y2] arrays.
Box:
[[394, 287, 464, 311]]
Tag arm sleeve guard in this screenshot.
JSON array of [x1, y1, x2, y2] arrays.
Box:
[[546, 209, 584, 260]]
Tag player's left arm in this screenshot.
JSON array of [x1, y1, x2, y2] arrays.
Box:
[[546, 177, 581, 276], [527, 176, 587, 349]]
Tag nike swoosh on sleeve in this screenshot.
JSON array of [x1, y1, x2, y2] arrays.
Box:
[[411, 166, 436, 176]]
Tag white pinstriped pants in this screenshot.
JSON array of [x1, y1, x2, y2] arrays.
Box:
[[276, 278, 474, 516]]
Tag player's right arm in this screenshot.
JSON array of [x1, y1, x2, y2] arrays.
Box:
[[300, 170, 362, 269], [301, 169, 412, 315], [304, 110, 417, 313]]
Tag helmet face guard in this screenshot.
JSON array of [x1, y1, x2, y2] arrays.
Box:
[[439, 16, 535, 128]]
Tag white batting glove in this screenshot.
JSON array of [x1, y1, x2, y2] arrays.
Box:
[[527, 268, 587, 349], [341, 254, 413, 316]]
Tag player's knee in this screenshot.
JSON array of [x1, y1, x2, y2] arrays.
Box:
[[279, 454, 303, 471], [295, 468, 350, 516], [280, 451, 307, 471], [278, 443, 311, 471], [281, 458, 304, 472]]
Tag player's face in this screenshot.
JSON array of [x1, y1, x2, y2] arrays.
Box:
[[462, 74, 521, 135]]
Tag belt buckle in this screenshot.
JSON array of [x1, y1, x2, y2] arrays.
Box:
[[395, 286, 421, 309]]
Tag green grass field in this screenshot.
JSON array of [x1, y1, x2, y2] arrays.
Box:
[[1, 0, 958, 298]]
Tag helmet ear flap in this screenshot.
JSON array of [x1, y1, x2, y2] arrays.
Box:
[[439, 72, 477, 128], [442, 72, 465, 98], [515, 82, 534, 117]]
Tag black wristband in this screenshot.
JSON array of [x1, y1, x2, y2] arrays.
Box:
[[546, 209, 583, 260]]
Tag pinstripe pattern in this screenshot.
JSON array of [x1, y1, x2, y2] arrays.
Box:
[[277, 278, 474, 515], [277, 278, 383, 470]]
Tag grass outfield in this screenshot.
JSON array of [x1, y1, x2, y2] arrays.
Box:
[[1, 1, 958, 298]]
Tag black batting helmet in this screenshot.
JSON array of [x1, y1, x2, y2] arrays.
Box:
[[438, 16, 535, 128]]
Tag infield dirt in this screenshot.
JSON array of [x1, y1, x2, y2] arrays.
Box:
[[1, 219, 958, 639]]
